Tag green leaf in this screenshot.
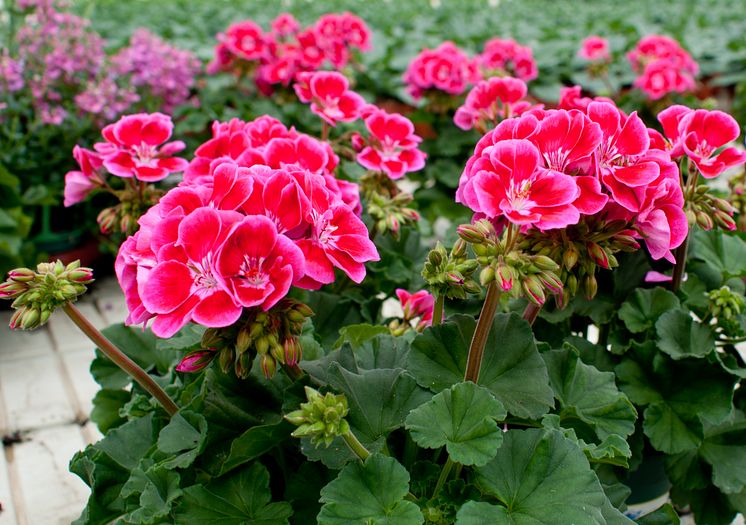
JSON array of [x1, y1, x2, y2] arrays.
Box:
[[95, 413, 159, 470], [407, 314, 554, 418], [474, 428, 609, 524], [90, 389, 130, 433], [318, 453, 423, 525], [541, 414, 631, 467], [655, 310, 715, 360], [690, 229, 746, 280], [405, 382, 506, 466], [643, 402, 703, 454], [699, 411, 746, 494], [542, 348, 637, 442], [218, 419, 292, 476], [326, 364, 432, 447], [634, 503, 680, 524], [156, 323, 205, 352], [157, 410, 208, 469], [335, 324, 391, 349], [122, 465, 182, 523], [454, 501, 508, 524], [618, 288, 680, 334], [175, 462, 292, 525]]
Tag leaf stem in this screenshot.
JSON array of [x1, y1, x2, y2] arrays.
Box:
[[432, 457, 455, 499], [432, 294, 445, 326], [62, 303, 179, 416], [342, 429, 370, 461], [522, 303, 542, 325], [464, 282, 500, 383], [671, 235, 688, 293]]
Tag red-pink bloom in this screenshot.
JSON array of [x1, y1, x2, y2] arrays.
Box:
[[95, 113, 188, 182], [454, 77, 538, 131], [396, 289, 436, 329], [176, 350, 217, 373], [404, 41, 481, 99], [140, 207, 244, 337], [224, 20, 268, 61], [578, 36, 610, 62], [217, 215, 305, 310], [627, 35, 698, 100], [64, 146, 104, 207], [634, 59, 696, 100], [477, 38, 538, 82], [271, 13, 300, 37], [293, 71, 366, 126], [557, 85, 615, 112], [658, 106, 746, 178], [356, 108, 427, 179]]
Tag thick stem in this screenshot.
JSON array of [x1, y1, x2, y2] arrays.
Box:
[[62, 303, 179, 416], [522, 303, 542, 325], [432, 294, 445, 327], [321, 121, 330, 142], [671, 235, 689, 293], [342, 429, 370, 461], [464, 283, 500, 383], [432, 457, 455, 498]]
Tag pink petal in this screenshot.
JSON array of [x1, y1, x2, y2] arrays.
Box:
[[141, 261, 193, 314], [178, 207, 222, 263], [192, 290, 243, 327]]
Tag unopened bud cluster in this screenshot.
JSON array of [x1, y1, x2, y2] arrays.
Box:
[[182, 299, 313, 379], [0, 260, 94, 330], [367, 190, 420, 239], [521, 219, 640, 304], [728, 173, 746, 231], [98, 187, 163, 236], [707, 285, 746, 338], [285, 386, 350, 447], [685, 185, 736, 231], [458, 219, 564, 306], [421, 240, 480, 299]]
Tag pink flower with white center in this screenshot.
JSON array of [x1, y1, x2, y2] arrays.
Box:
[[396, 289, 437, 329], [264, 134, 337, 175], [64, 146, 104, 207], [454, 76, 537, 131], [341, 12, 372, 52], [658, 106, 746, 179], [477, 38, 538, 82], [224, 20, 267, 61], [356, 108, 427, 180], [95, 113, 188, 182], [634, 58, 696, 100], [140, 207, 244, 338], [578, 36, 610, 62], [627, 35, 698, 100], [217, 215, 305, 310], [529, 109, 603, 173], [293, 71, 366, 126], [462, 139, 584, 229]]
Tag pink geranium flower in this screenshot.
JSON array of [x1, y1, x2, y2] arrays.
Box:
[[140, 207, 244, 337], [293, 71, 366, 126], [63, 146, 104, 207], [454, 77, 538, 131], [224, 20, 267, 61], [578, 36, 610, 62], [627, 35, 698, 100], [356, 107, 427, 179], [477, 38, 538, 81], [404, 41, 480, 99], [95, 113, 188, 182], [396, 289, 436, 329], [271, 13, 300, 37], [217, 215, 305, 310]]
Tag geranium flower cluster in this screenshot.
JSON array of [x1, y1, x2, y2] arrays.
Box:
[[454, 76, 541, 132], [477, 38, 538, 82], [207, 12, 371, 93], [457, 101, 688, 263], [116, 114, 380, 338], [578, 36, 611, 62], [111, 29, 201, 113], [627, 35, 698, 100]]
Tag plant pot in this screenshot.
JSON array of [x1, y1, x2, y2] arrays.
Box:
[[624, 454, 672, 519]]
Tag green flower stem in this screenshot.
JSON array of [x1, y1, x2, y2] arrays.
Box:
[[464, 282, 500, 383], [62, 303, 179, 416], [282, 362, 305, 381], [671, 235, 688, 293], [342, 429, 371, 461], [432, 294, 445, 327], [522, 303, 542, 325], [432, 457, 455, 499]]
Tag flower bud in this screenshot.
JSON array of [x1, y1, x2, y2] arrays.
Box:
[[583, 274, 598, 300], [714, 209, 736, 231], [496, 263, 513, 291], [9, 308, 24, 330], [8, 268, 35, 283], [446, 272, 465, 285], [457, 259, 479, 275], [532, 255, 560, 272], [538, 271, 563, 294], [176, 350, 216, 373], [67, 268, 94, 283], [480, 266, 496, 286], [235, 351, 252, 378], [284, 337, 302, 367], [457, 224, 486, 244], [451, 239, 468, 259], [463, 280, 482, 295], [21, 306, 41, 330], [566, 274, 578, 297], [522, 275, 546, 306], [218, 347, 233, 373], [0, 281, 29, 298], [255, 336, 270, 356], [562, 245, 579, 270], [260, 354, 277, 379], [235, 327, 251, 354], [97, 207, 118, 234], [696, 210, 714, 230], [586, 242, 609, 269]]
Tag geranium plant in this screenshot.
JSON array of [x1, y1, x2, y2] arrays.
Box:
[[3, 13, 746, 525]]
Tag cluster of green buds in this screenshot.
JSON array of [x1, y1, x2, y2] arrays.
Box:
[[186, 299, 313, 379], [421, 240, 481, 300], [457, 219, 564, 306], [707, 285, 746, 338], [285, 386, 350, 447], [684, 185, 736, 231], [367, 190, 421, 239], [98, 186, 163, 236], [728, 172, 746, 231], [520, 219, 640, 304], [0, 260, 94, 330]]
